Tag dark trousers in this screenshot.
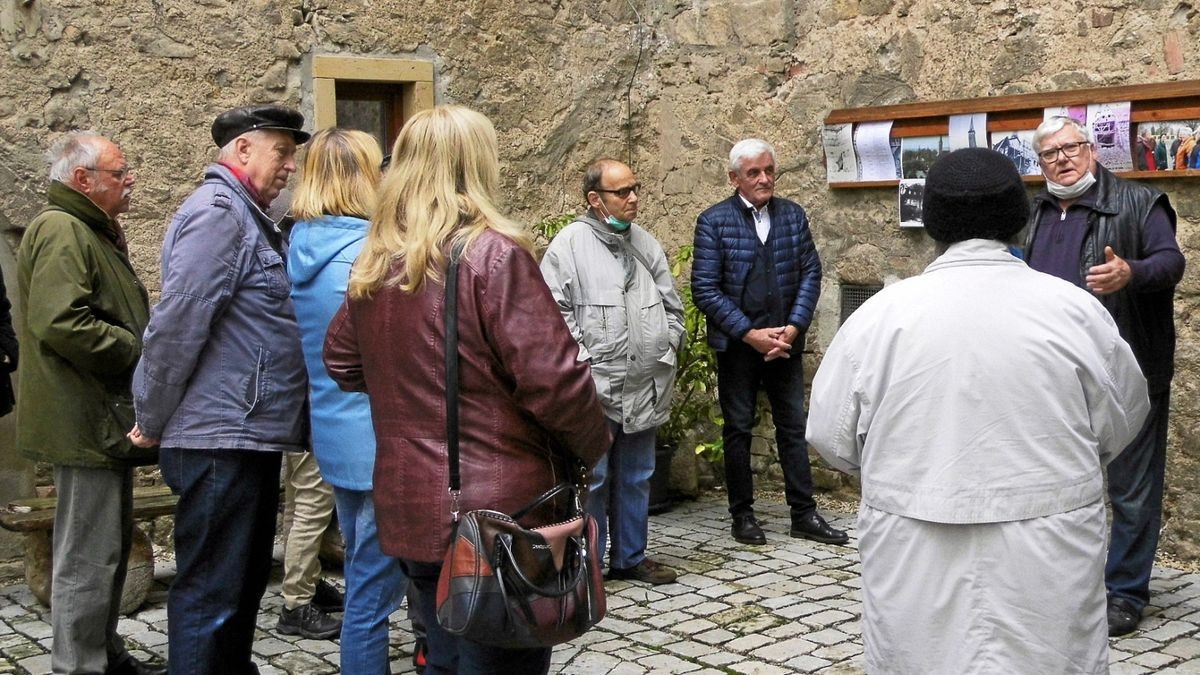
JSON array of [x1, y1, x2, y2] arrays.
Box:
[[717, 341, 815, 520], [161, 448, 282, 675], [1106, 391, 1170, 612], [401, 559, 552, 675]]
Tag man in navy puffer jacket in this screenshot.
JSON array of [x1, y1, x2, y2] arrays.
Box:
[[692, 138, 847, 547]]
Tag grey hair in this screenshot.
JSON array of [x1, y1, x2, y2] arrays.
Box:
[[217, 129, 271, 161], [1032, 116, 1092, 152], [728, 138, 776, 172], [46, 131, 104, 183]]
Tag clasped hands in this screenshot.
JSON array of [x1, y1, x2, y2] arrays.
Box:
[[743, 325, 798, 361]]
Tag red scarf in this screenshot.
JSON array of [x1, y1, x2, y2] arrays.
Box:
[[219, 161, 267, 207]]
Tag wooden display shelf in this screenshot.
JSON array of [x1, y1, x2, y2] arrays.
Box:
[[824, 80, 1200, 188]]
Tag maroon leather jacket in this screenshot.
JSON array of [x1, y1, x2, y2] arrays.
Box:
[[324, 230, 611, 562]]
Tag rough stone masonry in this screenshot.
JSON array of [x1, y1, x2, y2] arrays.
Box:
[[1, 0, 1200, 560]]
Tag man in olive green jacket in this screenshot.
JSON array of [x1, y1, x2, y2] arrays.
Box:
[[16, 132, 163, 675]]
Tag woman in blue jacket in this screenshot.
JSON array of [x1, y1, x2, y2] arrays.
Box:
[[288, 128, 409, 674]]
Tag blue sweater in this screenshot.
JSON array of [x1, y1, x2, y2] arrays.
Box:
[[691, 194, 822, 351]]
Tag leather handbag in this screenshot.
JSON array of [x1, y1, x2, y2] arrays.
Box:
[[434, 244, 606, 649]]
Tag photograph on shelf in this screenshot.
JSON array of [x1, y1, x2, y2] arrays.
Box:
[[1087, 102, 1132, 171], [1044, 105, 1087, 125], [900, 136, 950, 179], [1136, 121, 1200, 170], [899, 179, 925, 229], [989, 131, 1041, 176], [854, 120, 897, 180], [948, 113, 987, 150], [822, 123, 859, 182]]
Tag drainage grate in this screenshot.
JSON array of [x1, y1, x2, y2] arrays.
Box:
[[839, 283, 883, 325]]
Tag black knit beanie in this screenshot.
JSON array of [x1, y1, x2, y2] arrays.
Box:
[[922, 148, 1029, 244]]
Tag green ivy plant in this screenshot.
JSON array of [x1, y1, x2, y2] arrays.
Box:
[[658, 245, 723, 463]]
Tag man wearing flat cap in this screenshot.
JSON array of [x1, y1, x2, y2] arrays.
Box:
[[807, 148, 1149, 673], [130, 105, 311, 673]]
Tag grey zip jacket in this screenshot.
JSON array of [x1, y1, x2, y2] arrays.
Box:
[[540, 214, 684, 433], [133, 164, 307, 451]]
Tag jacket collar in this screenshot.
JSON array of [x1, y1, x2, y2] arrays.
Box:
[[578, 211, 632, 247], [45, 180, 115, 233], [924, 239, 1022, 274]]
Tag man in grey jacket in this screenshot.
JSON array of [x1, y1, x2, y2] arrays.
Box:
[[541, 158, 683, 585], [129, 105, 310, 674]]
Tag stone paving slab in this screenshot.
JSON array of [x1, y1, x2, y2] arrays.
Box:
[[0, 492, 1198, 673]]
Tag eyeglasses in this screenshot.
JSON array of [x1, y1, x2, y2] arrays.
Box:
[[1037, 142, 1089, 162], [594, 183, 640, 199], [89, 166, 133, 181]]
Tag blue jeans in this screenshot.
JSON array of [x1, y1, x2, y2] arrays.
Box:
[[333, 488, 408, 675], [1106, 391, 1170, 612], [160, 448, 281, 675], [400, 560, 551, 674], [588, 420, 657, 570], [716, 341, 815, 519]]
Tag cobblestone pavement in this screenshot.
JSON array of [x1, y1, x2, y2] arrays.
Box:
[[3, 492, 1200, 673]]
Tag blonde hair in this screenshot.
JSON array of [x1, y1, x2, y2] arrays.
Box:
[[291, 128, 382, 220], [348, 105, 530, 298]]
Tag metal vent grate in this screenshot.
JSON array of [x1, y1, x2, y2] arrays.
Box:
[[839, 284, 883, 325]]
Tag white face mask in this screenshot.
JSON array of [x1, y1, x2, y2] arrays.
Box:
[[1046, 171, 1096, 200]]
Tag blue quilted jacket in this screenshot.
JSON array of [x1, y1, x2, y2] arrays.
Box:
[[691, 193, 822, 351]]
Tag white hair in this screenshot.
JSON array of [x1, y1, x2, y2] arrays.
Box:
[[217, 129, 273, 161], [728, 138, 776, 172], [1032, 116, 1092, 152], [46, 131, 104, 183]]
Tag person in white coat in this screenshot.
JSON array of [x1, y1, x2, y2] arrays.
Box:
[[806, 148, 1150, 674]]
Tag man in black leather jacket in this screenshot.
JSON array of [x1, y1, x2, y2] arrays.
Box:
[[1024, 115, 1185, 638]]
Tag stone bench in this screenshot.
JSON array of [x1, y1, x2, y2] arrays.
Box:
[[0, 485, 177, 614]]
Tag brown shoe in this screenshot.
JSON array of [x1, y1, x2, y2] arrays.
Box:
[[607, 558, 678, 585]]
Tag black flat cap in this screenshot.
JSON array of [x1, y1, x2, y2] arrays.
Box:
[[211, 105, 311, 148]]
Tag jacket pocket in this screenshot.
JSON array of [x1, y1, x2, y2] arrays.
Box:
[[257, 248, 290, 299], [99, 391, 158, 462], [639, 296, 671, 362], [242, 346, 267, 417], [576, 289, 625, 361]]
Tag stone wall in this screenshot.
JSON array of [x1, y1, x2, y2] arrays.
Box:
[[2, 0, 1200, 556]]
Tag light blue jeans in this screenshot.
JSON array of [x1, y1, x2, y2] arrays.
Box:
[[588, 420, 658, 570], [333, 488, 407, 675]]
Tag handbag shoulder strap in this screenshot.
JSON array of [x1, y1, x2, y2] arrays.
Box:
[[444, 241, 465, 518]]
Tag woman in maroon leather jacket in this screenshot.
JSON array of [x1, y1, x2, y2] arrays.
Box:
[[323, 105, 610, 674]]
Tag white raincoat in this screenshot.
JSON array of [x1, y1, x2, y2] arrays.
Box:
[[807, 239, 1150, 674]]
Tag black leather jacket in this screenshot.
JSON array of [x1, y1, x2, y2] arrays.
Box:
[[1024, 165, 1182, 394]]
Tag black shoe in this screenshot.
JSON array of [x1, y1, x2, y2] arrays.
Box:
[[731, 514, 766, 545], [1108, 597, 1141, 637], [105, 656, 167, 675], [277, 603, 343, 640], [313, 577, 345, 613], [790, 512, 849, 545]]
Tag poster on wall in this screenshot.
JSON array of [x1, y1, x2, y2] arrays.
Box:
[[854, 120, 897, 180], [822, 123, 859, 182], [900, 136, 950, 179], [1136, 120, 1200, 170], [899, 179, 925, 228], [948, 113, 987, 150], [1087, 101, 1132, 171], [990, 130, 1042, 176], [1044, 105, 1088, 125]]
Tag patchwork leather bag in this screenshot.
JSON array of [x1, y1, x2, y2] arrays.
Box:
[[433, 245, 606, 649]]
